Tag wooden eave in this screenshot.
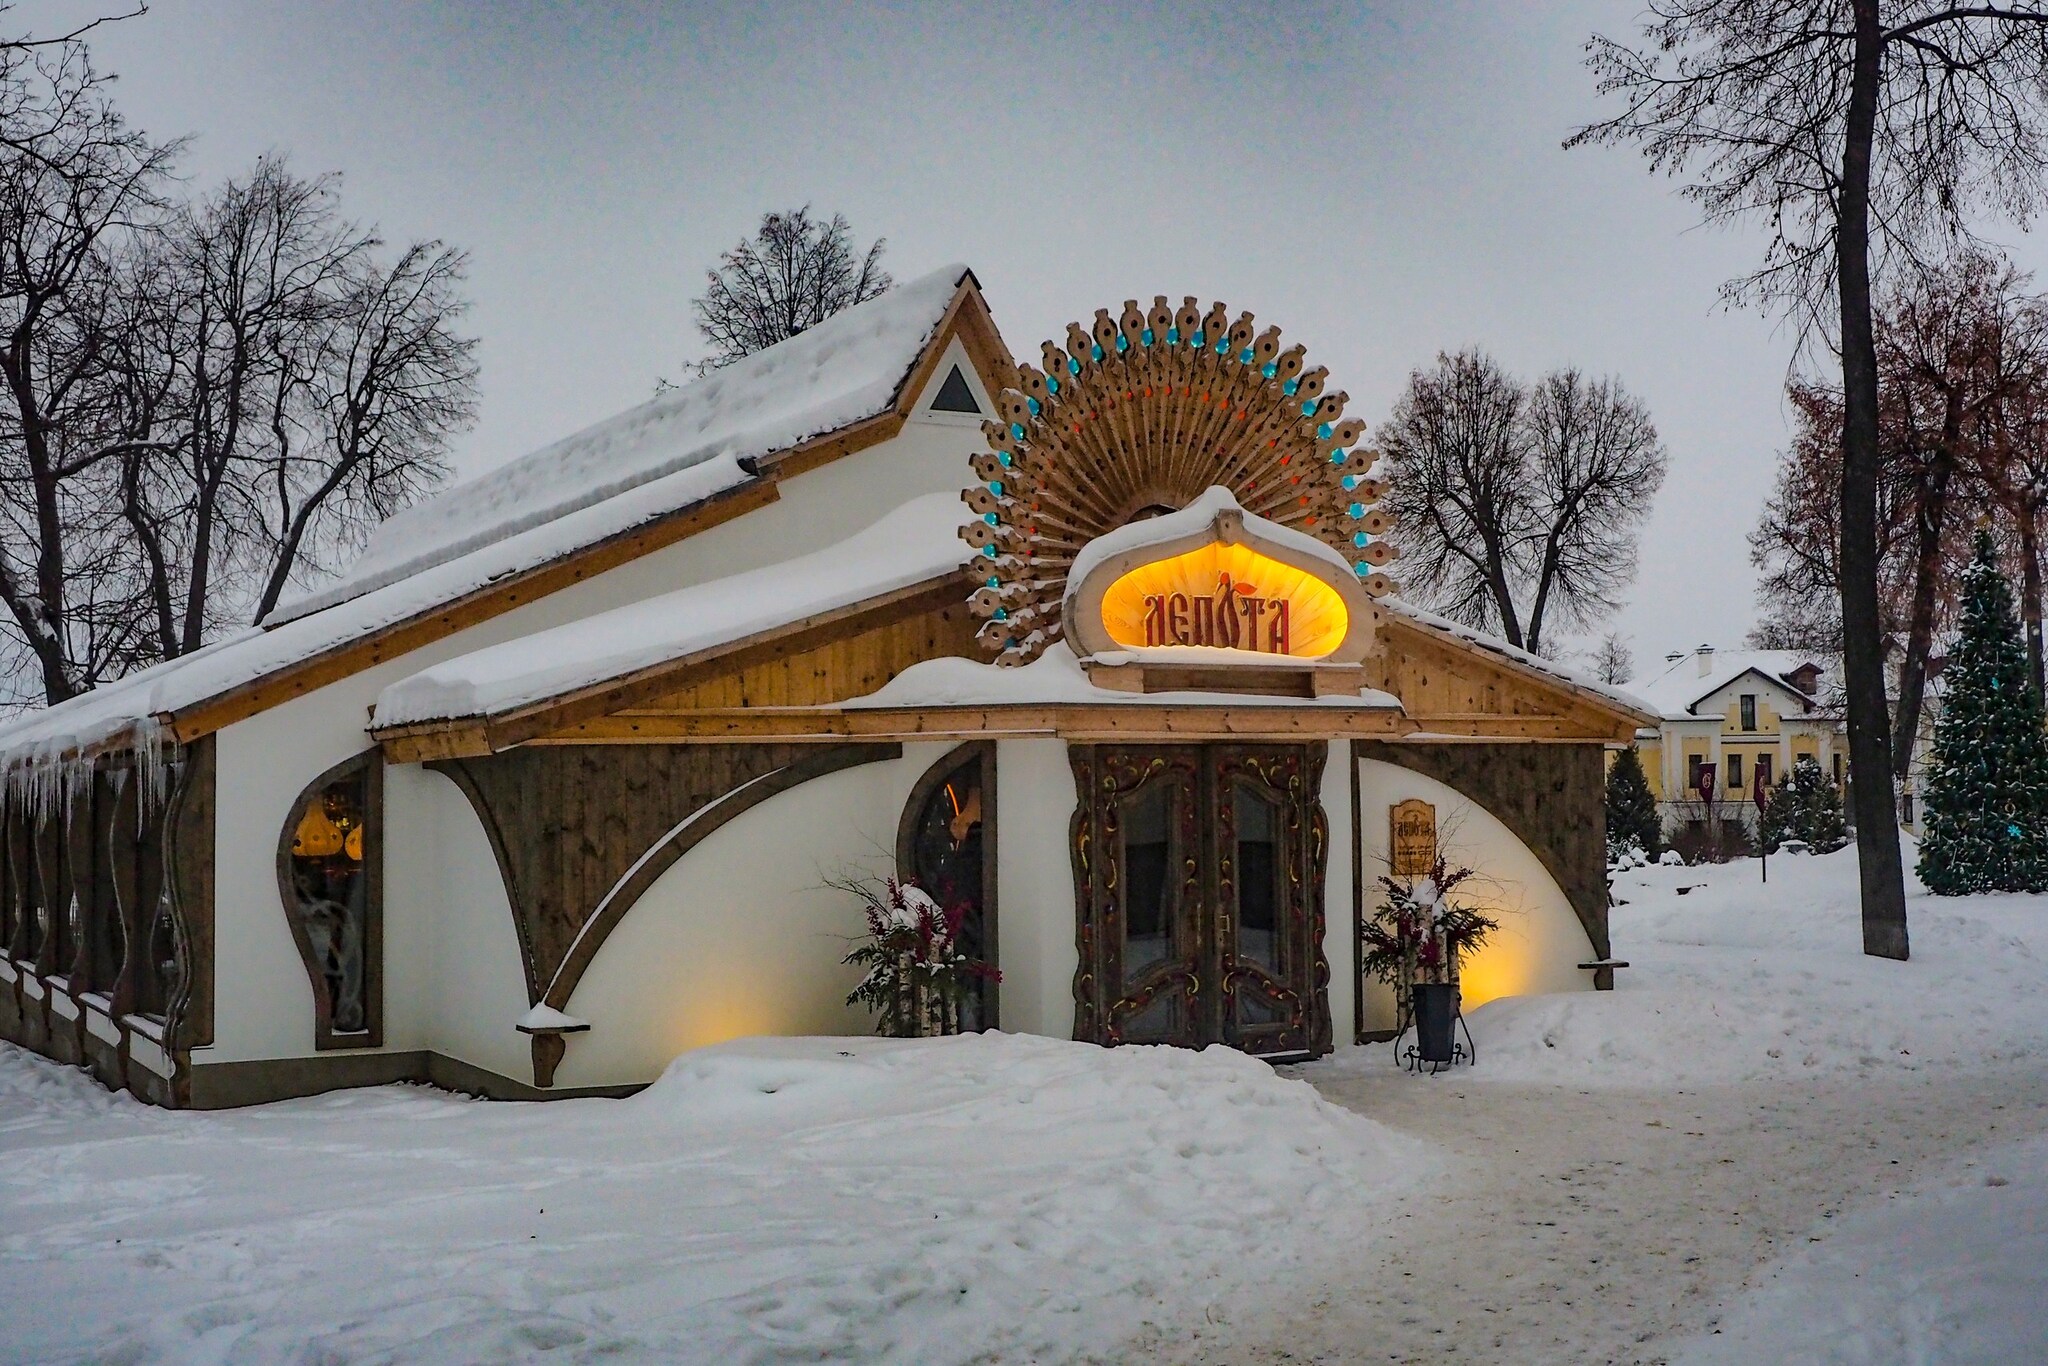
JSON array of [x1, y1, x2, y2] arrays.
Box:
[[372, 572, 975, 762], [374, 596, 1654, 759], [1371, 613, 1655, 745], [160, 474, 780, 744], [520, 702, 1421, 746], [151, 274, 1012, 748]]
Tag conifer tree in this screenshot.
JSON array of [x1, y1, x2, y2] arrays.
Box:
[[1605, 744, 1662, 860], [1918, 536, 2048, 894], [1759, 757, 1848, 854]]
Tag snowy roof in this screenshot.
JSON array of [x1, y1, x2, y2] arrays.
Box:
[[0, 457, 760, 781], [848, 640, 1405, 712], [1384, 601, 1659, 721], [372, 493, 972, 729], [275, 263, 976, 624], [0, 266, 983, 781], [1624, 649, 1826, 721]]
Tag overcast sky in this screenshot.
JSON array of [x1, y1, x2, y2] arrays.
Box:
[[41, 0, 2048, 674]]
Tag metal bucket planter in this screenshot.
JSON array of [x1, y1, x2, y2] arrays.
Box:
[[1412, 982, 1457, 1064]]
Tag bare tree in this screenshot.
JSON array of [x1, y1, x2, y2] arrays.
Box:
[[1380, 350, 1667, 656], [0, 30, 178, 702], [116, 158, 477, 640], [1574, 1, 2048, 961], [1587, 631, 1636, 685], [691, 206, 890, 373], [1522, 369, 1670, 649], [0, 25, 476, 711], [1751, 252, 2046, 778], [251, 238, 475, 619], [1379, 350, 1530, 644]]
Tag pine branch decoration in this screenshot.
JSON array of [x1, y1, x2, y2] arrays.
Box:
[[958, 296, 1399, 663]]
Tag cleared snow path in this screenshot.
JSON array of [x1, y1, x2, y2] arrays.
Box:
[[1144, 849, 2048, 1364], [0, 1033, 1423, 1364]]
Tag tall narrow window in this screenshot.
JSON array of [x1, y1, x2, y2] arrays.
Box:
[[1740, 694, 1758, 731], [1121, 782, 1176, 977], [1727, 753, 1744, 790], [277, 753, 382, 1048], [898, 743, 997, 1030]]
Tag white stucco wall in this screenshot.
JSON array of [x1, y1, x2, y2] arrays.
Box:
[[992, 739, 1081, 1040], [549, 742, 958, 1089], [199, 412, 981, 1074], [1353, 757, 1595, 1033], [384, 765, 532, 1083]]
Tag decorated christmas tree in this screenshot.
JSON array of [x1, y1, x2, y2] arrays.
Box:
[[1605, 744, 1663, 860], [1758, 756, 1848, 853], [1918, 535, 2048, 894]]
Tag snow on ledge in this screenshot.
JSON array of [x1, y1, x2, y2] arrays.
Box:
[[373, 493, 972, 728], [848, 640, 1404, 711], [517, 1004, 589, 1033]]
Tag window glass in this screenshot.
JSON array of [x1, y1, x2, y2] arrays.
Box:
[[1234, 782, 1282, 977], [1740, 694, 1758, 731], [287, 767, 371, 1034], [1121, 781, 1176, 976], [905, 752, 991, 1030]]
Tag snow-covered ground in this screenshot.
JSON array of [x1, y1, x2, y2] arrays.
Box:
[[0, 1033, 1422, 1363], [1147, 846, 2048, 1364], [5, 846, 2048, 1364], [1471, 844, 2044, 1086]]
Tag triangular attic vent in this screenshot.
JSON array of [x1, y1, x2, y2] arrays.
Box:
[[930, 364, 982, 414]]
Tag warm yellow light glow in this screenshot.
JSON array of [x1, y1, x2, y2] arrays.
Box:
[[668, 989, 783, 1053], [1456, 922, 1540, 1009], [1100, 542, 1349, 658]]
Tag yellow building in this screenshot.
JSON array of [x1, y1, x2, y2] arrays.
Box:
[[1625, 646, 1845, 839]]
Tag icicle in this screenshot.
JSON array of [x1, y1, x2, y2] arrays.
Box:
[[0, 713, 171, 830]]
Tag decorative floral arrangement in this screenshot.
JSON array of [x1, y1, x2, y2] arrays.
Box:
[[1359, 853, 1498, 1028], [835, 874, 1000, 1039]]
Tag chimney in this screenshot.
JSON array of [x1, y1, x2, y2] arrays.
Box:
[[1665, 651, 1683, 664], [1695, 643, 1715, 677]]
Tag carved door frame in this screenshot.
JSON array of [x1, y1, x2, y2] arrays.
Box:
[[1070, 742, 1330, 1058]]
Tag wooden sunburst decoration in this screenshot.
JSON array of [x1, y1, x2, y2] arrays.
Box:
[[960, 296, 1398, 663]]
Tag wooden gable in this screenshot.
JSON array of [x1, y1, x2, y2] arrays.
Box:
[[375, 576, 981, 760], [1363, 615, 1646, 743], [376, 591, 1647, 763]]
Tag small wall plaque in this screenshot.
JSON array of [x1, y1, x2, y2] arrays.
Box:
[[1390, 798, 1437, 876]]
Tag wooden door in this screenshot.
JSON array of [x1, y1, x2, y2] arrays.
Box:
[[1070, 743, 1330, 1058]]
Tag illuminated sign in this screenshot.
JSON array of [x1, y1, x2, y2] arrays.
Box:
[[1097, 542, 1350, 658]]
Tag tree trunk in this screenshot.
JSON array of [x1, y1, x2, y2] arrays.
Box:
[[1838, 0, 1909, 961], [1890, 421, 1957, 783]]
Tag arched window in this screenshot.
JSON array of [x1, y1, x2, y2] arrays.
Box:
[[276, 753, 382, 1048], [897, 742, 997, 1030]]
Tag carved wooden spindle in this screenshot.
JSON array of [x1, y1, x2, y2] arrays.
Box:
[[960, 295, 1400, 663]]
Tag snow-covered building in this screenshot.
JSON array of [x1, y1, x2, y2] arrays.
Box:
[[1626, 646, 1845, 839], [0, 268, 1653, 1107]]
